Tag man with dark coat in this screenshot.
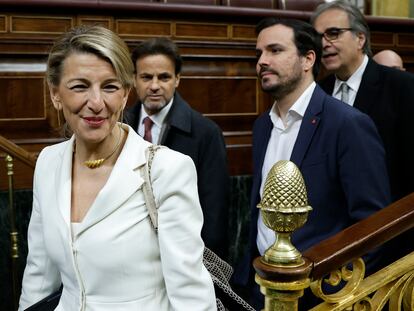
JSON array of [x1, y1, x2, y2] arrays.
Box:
[[126, 37, 229, 259], [311, 0, 414, 201], [311, 0, 414, 276], [233, 17, 390, 310]]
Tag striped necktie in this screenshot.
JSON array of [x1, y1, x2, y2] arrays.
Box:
[[340, 82, 350, 104]]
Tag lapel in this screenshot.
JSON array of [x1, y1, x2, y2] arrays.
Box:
[[159, 92, 192, 144], [125, 103, 141, 131], [75, 126, 148, 237], [255, 115, 273, 175], [55, 136, 75, 229], [318, 74, 335, 95], [290, 85, 323, 168], [353, 59, 380, 114], [250, 114, 272, 215]]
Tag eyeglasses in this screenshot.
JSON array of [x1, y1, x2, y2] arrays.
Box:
[[319, 27, 354, 41]]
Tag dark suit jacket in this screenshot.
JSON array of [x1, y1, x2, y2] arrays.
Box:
[[234, 85, 391, 287], [126, 92, 230, 258], [319, 59, 414, 201]]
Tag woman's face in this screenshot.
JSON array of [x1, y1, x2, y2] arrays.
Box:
[[50, 52, 130, 145]]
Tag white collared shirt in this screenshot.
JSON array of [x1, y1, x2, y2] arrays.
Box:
[[256, 82, 316, 256], [333, 54, 368, 106], [137, 97, 174, 144]]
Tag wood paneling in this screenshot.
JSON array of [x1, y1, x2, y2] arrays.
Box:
[[226, 144, 252, 175], [371, 31, 395, 47], [77, 16, 112, 28], [117, 19, 171, 37], [397, 33, 414, 47], [162, 0, 219, 4], [1, 2, 414, 189], [0, 76, 46, 120], [222, 0, 276, 9], [179, 77, 258, 115], [182, 58, 256, 76], [0, 15, 6, 32], [232, 25, 256, 41], [175, 22, 228, 39], [282, 0, 323, 11], [10, 15, 73, 34]]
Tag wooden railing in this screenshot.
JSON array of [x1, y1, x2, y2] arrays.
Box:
[[0, 135, 36, 169], [254, 193, 414, 310], [304, 193, 414, 280]]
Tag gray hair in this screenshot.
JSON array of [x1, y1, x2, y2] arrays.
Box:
[[47, 25, 134, 88], [310, 0, 371, 56]]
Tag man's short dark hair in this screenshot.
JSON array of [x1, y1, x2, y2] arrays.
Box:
[[256, 18, 322, 78], [131, 37, 182, 75]]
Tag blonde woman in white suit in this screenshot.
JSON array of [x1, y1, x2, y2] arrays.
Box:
[[19, 25, 216, 311]]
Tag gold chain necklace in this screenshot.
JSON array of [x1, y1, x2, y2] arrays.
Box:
[[82, 127, 123, 169]]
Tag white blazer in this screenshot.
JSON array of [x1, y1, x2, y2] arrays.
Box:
[[19, 125, 216, 311]]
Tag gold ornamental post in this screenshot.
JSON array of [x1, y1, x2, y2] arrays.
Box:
[[6, 155, 19, 310], [253, 160, 313, 311]]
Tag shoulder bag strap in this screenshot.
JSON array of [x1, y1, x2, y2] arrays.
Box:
[[141, 145, 161, 232], [140, 145, 255, 310]]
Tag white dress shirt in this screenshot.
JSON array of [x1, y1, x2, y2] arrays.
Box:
[[257, 82, 316, 255], [138, 97, 174, 144], [333, 55, 368, 107]]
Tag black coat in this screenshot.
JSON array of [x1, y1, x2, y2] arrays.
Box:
[[319, 59, 414, 201], [126, 92, 230, 258]]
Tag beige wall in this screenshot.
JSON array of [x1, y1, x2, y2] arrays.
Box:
[[372, 0, 410, 17]]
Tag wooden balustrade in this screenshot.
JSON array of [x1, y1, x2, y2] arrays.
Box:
[[0, 135, 36, 169], [303, 194, 414, 310], [254, 192, 414, 310], [303, 193, 414, 280]]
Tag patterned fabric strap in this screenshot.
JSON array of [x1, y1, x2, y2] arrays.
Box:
[[141, 145, 161, 232]]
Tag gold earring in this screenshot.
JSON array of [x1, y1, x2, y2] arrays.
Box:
[[54, 97, 62, 109], [119, 109, 124, 126], [57, 110, 61, 127]]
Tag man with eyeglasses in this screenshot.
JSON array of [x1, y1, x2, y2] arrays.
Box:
[[311, 0, 414, 270], [311, 0, 414, 202]]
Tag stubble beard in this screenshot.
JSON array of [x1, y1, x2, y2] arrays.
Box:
[[142, 98, 167, 115], [261, 65, 303, 101]]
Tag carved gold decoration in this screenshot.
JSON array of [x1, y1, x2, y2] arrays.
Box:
[[402, 274, 414, 310], [258, 160, 312, 266], [309, 252, 414, 311], [310, 258, 365, 303], [353, 298, 372, 311]]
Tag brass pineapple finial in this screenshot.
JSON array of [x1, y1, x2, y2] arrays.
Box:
[[258, 160, 312, 266]]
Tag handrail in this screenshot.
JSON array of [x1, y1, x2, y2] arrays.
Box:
[[303, 192, 414, 280], [254, 185, 414, 309], [0, 135, 36, 169]]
